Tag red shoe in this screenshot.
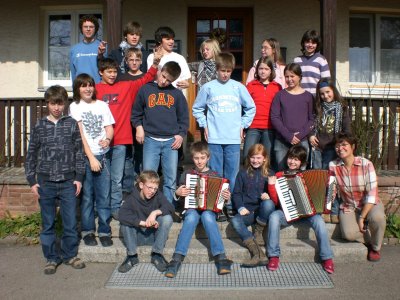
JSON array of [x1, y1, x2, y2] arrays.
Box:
[[368, 248, 381, 262], [322, 259, 334, 274], [267, 257, 280, 271]]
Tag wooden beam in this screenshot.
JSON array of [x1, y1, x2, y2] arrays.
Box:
[[320, 0, 337, 83], [106, 0, 122, 50]]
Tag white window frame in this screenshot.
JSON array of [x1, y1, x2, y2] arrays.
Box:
[[349, 13, 400, 96], [41, 5, 103, 89]]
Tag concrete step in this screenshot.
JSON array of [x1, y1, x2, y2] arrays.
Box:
[[106, 219, 343, 240], [78, 237, 367, 264]]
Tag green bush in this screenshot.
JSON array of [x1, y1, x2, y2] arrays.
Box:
[[0, 211, 63, 244], [385, 213, 400, 239]]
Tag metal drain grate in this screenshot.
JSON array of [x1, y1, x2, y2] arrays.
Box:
[[105, 262, 333, 290]]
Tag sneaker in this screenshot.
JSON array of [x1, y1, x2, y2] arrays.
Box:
[[99, 236, 113, 247], [165, 260, 182, 278], [267, 257, 280, 271], [151, 253, 168, 272], [331, 215, 340, 224], [83, 233, 98, 246], [64, 257, 86, 269], [216, 258, 233, 275], [44, 261, 59, 275], [368, 248, 381, 262], [322, 258, 334, 274], [216, 213, 227, 222], [118, 255, 139, 273]]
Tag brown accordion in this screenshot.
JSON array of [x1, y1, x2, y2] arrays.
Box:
[[184, 174, 230, 213], [275, 170, 336, 222]]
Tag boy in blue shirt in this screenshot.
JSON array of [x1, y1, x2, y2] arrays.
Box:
[[192, 53, 256, 217]]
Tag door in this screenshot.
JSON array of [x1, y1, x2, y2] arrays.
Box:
[[187, 7, 253, 140]]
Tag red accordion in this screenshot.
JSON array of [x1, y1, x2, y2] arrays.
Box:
[[184, 174, 230, 213]]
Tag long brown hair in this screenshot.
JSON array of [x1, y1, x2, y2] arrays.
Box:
[[244, 144, 269, 177], [315, 78, 348, 122]]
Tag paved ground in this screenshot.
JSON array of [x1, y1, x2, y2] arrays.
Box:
[[0, 239, 398, 300]]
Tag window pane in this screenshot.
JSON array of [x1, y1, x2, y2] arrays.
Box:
[[232, 52, 243, 66], [380, 16, 400, 83], [229, 36, 243, 49], [197, 20, 210, 33], [349, 16, 372, 82], [213, 20, 226, 30], [48, 15, 71, 80], [229, 19, 243, 33], [196, 36, 208, 49], [232, 68, 242, 82]]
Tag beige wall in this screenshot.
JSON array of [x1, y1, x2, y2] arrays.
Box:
[[0, 0, 399, 98]]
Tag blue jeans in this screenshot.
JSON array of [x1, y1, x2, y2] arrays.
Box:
[[110, 145, 126, 213], [81, 154, 111, 237], [143, 136, 178, 203], [243, 128, 275, 169], [230, 199, 275, 242], [37, 178, 79, 263], [122, 145, 135, 194], [311, 147, 337, 170], [267, 210, 333, 260], [120, 215, 173, 255], [174, 209, 225, 257], [274, 138, 310, 171], [208, 144, 240, 209]]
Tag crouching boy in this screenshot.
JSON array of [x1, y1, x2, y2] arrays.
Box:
[[118, 170, 174, 273]]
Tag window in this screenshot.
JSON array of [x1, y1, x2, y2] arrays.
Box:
[[42, 7, 103, 87], [349, 14, 400, 85]]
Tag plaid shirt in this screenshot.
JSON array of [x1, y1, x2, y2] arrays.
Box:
[[329, 156, 379, 212]]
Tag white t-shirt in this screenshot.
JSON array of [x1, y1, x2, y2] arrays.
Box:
[[147, 51, 191, 88], [69, 100, 115, 155]]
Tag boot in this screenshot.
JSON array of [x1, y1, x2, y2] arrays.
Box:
[[253, 223, 266, 246], [242, 239, 267, 267]]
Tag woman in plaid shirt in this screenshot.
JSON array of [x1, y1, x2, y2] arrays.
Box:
[[329, 133, 386, 262]]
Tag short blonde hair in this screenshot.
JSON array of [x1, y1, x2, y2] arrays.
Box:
[[200, 39, 221, 60], [215, 52, 235, 70], [137, 170, 160, 185]]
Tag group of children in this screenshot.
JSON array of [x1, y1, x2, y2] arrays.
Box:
[[26, 21, 384, 278]]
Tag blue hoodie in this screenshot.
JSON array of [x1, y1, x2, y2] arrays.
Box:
[[192, 79, 255, 144]]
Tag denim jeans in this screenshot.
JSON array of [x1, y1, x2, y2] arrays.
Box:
[[208, 144, 241, 209], [243, 128, 275, 169], [120, 215, 173, 255], [110, 145, 127, 213], [274, 138, 310, 171], [122, 144, 135, 194], [267, 210, 333, 260], [37, 178, 79, 263], [311, 147, 337, 170], [143, 136, 178, 203], [174, 209, 225, 257], [81, 154, 111, 237], [230, 199, 275, 242]]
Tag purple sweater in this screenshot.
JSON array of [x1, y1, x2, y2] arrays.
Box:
[[270, 89, 314, 143]]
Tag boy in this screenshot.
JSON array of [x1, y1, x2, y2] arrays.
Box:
[[192, 52, 256, 217], [70, 15, 105, 83], [96, 51, 162, 219], [116, 48, 145, 82], [267, 145, 334, 274], [25, 85, 86, 275], [293, 29, 331, 96], [118, 170, 174, 273], [147, 26, 191, 89], [131, 61, 189, 204], [69, 73, 115, 247], [109, 21, 149, 76], [165, 142, 232, 277]]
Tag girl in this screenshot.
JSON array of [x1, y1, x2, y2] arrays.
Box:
[[118, 170, 174, 273], [270, 63, 314, 171], [244, 57, 282, 168], [310, 79, 351, 223], [188, 39, 221, 92], [69, 73, 115, 247], [231, 144, 276, 267], [246, 38, 286, 88], [293, 29, 331, 96], [267, 145, 335, 274]]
